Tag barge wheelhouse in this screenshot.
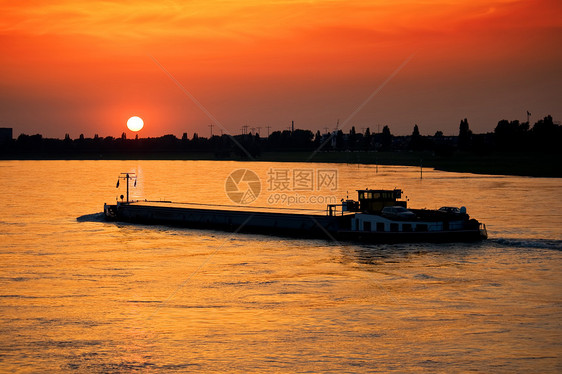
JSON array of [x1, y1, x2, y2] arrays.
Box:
[[329, 188, 487, 242]]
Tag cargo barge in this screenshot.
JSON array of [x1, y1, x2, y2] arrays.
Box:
[[104, 173, 487, 243]]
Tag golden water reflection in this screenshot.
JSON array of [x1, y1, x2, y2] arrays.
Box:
[[0, 160, 560, 372]]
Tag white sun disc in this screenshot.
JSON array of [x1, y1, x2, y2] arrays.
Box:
[[127, 116, 144, 132]]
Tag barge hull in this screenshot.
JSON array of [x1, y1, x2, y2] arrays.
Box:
[[105, 203, 485, 243], [106, 203, 343, 240], [335, 229, 484, 243]]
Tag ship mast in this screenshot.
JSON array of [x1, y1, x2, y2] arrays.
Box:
[[116, 172, 137, 202]]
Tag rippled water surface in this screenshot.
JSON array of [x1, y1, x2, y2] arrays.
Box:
[[0, 160, 561, 373]]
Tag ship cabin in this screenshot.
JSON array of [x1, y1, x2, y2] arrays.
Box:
[[345, 188, 475, 235], [351, 188, 407, 213], [329, 188, 407, 216]]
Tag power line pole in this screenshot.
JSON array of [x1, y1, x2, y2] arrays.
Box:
[[208, 123, 214, 137]]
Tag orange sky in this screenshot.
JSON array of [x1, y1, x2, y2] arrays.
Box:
[[1, 0, 561, 138]]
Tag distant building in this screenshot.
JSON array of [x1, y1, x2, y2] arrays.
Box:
[[0, 128, 13, 145]]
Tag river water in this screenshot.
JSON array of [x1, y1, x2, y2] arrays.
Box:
[[0, 160, 560, 373]]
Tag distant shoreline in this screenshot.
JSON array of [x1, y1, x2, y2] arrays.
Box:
[[1, 151, 560, 178]]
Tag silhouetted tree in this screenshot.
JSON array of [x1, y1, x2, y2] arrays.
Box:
[[494, 119, 528, 150], [410, 124, 422, 150], [363, 127, 372, 150], [432, 129, 455, 157], [348, 126, 357, 150], [531, 115, 561, 151], [291, 129, 314, 149], [458, 118, 472, 150], [17, 134, 43, 151], [335, 130, 344, 150], [313, 130, 322, 148], [381, 125, 392, 150]]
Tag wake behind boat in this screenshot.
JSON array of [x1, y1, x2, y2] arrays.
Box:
[[104, 173, 487, 243]]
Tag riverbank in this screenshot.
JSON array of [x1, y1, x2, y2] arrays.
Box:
[[1, 150, 560, 178], [267, 151, 561, 178]]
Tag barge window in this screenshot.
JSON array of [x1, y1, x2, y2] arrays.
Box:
[[390, 223, 399, 232], [403, 224, 412, 232], [355, 218, 359, 230], [376, 222, 385, 232], [363, 221, 372, 232], [415, 224, 428, 232]]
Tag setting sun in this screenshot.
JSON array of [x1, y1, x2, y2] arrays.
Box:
[[127, 116, 144, 132]]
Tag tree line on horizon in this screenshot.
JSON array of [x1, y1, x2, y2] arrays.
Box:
[[2, 115, 560, 159]]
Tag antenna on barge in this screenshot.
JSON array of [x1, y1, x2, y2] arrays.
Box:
[[116, 173, 137, 203]]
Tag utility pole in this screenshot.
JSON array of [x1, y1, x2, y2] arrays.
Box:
[[266, 125, 271, 137], [256, 126, 262, 136], [208, 123, 214, 137]]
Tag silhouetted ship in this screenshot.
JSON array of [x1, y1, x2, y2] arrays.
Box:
[[104, 174, 487, 243]]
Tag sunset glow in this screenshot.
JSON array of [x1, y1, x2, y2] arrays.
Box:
[[1, 0, 560, 137]]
